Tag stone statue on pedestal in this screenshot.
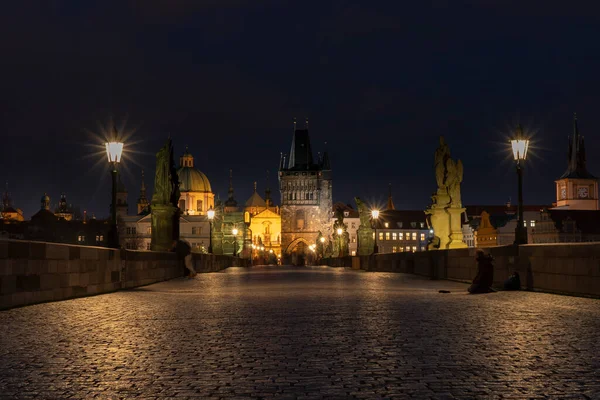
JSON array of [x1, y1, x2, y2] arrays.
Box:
[[332, 208, 349, 257], [151, 137, 181, 252], [425, 136, 467, 250], [355, 197, 374, 255]]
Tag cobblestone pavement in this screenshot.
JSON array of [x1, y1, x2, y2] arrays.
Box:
[[1, 266, 600, 399]]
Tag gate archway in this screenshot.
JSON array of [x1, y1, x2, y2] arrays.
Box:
[[284, 237, 310, 266]]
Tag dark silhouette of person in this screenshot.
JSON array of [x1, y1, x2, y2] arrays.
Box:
[[468, 250, 494, 293]]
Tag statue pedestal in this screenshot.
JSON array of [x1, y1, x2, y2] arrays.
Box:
[[357, 227, 374, 255], [447, 207, 467, 249], [151, 205, 180, 252], [426, 205, 451, 250]]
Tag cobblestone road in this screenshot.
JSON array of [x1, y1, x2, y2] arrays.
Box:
[[1, 266, 600, 399]]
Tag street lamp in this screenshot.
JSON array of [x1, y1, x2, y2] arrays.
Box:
[[207, 206, 215, 253], [105, 139, 123, 248], [232, 227, 239, 256], [511, 125, 529, 245], [336, 227, 343, 257], [371, 209, 380, 254]]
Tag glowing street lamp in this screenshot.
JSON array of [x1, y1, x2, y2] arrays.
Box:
[[232, 227, 239, 257], [511, 125, 530, 245], [105, 138, 123, 249], [207, 206, 215, 253], [371, 209, 380, 254]]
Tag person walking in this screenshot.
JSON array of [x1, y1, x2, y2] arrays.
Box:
[[171, 239, 197, 278]]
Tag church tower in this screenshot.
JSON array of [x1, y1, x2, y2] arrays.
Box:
[[137, 170, 149, 215], [554, 114, 599, 210], [279, 118, 332, 265]]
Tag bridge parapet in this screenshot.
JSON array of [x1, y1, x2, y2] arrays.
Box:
[[324, 243, 600, 298], [0, 240, 247, 309]]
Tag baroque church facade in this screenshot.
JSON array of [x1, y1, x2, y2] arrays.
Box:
[[278, 120, 332, 264]]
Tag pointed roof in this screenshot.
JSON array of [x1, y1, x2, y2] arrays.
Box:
[[387, 183, 395, 210], [321, 150, 331, 170], [288, 123, 314, 169], [246, 182, 267, 208], [225, 169, 238, 207], [560, 113, 597, 179]]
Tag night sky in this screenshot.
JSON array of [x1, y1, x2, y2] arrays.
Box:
[[3, 1, 600, 218]]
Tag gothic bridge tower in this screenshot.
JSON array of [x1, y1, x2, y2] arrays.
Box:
[[278, 118, 332, 265]]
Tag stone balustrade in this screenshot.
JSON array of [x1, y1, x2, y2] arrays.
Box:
[[324, 243, 600, 297], [0, 240, 248, 310]]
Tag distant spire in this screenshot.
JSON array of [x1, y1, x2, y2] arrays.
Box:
[[254, 181, 257, 192], [265, 170, 272, 207], [560, 113, 595, 179], [140, 170, 146, 194], [137, 169, 149, 214], [387, 183, 395, 210]]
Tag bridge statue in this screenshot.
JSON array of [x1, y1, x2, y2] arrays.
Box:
[[425, 136, 467, 250], [355, 197, 374, 255], [150, 137, 181, 251]]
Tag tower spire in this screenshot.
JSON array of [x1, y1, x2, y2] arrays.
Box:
[[228, 169, 234, 200], [265, 169, 272, 207], [387, 183, 395, 210]]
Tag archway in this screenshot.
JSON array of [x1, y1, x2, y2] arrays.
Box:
[[284, 237, 310, 266]]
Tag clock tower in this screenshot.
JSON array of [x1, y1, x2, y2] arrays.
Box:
[[554, 114, 599, 210]]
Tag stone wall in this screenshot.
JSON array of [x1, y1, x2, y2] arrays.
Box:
[[0, 240, 247, 310], [324, 243, 600, 297]]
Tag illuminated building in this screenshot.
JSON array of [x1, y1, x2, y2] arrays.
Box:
[[553, 114, 599, 210], [1, 183, 24, 222], [278, 119, 332, 265], [176, 148, 215, 215], [245, 181, 282, 262]]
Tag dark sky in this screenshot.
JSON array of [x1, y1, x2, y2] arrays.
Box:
[[3, 1, 600, 218]]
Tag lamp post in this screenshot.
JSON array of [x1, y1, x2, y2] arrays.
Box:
[[105, 140, 123, 249], [207, 206, 215, 253], [232, 227, 239, 257], [371, 209, 380, 254], [320, 236, 325, 260], [511, 125, 530, 245]]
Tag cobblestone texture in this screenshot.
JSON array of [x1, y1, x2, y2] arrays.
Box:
[[1, 266, 599, 399]]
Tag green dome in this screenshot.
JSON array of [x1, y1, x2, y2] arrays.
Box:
[[177, 167, 212, 192]]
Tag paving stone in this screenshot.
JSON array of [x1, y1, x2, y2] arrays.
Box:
[[0, 266, 599, 399]]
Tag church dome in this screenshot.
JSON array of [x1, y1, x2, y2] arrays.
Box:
[[176, 149, 212, 193]]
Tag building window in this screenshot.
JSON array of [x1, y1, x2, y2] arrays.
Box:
[[530, 220, 536, 227], [412, 232, 417, 241], [77, 235, 85, 243], [420, 233, 425, 241], [197, 200, 203, 211], [126, 227, 137, 235], [146, 243, 151, 250], [412, 246, 417, 252], [399, 247, 404, 252], [296, 210, 305, 229], [378, 232, 383, 240], [405, 246, 410, 252], [392, 232, 397, 240], [399, 232, 404, 240], [95, 235, 104, 242], [384, 222, 389, 228], [420, 222, 425, 228], [351, 250, 356, 256], [147, 227, 151, 234], [385, 232, 390, 240], [192, 227, 202, 235], [351, 236, 356, 243], [392, 246, 397, 253]]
